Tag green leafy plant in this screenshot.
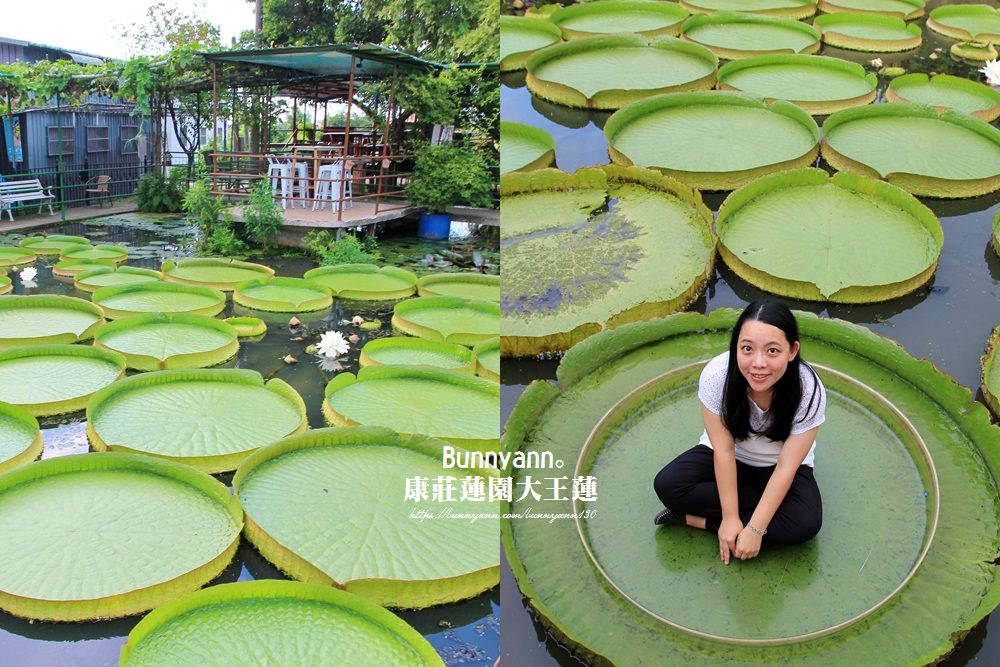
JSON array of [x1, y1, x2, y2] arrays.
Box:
[[241, 180, 284, 251], [405, 144, 495, 213], [135, 170, 187, 213], [182, 180, 247, 256], [303, 230, 381, 266]]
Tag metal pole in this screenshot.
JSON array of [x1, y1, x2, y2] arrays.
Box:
[[376, 65, 398, 216], [56, 93, 65, 221], [211, 62, 218, 194], [340, 55, 357, 222]]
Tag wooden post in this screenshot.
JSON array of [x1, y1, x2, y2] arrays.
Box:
[[291, 98, 297, 146], [340, 55, 357, 222], [376, 65, 399, 216]]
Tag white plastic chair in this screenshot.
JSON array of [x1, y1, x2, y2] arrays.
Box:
[[313, 161, 345, 212], [267, 157, 309, 209]]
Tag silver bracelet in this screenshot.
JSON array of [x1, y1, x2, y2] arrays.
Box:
[[747, 523, 767, 537]]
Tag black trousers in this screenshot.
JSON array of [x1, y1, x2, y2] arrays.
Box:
[[653, 445, 822, 546]]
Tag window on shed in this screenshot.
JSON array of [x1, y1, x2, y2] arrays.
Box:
[[120, 126, 140, 154], [87, 126, 109, 153], [46, 126, 74, 157]]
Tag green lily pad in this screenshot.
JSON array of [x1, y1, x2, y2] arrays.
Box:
[[680, 0, 818, 19], [501, 167, 715, 357], [0, 295, 105, 348], [224, 316, 267, 337], [0, 344, 125, 416], [886, 73, 1000, 123], [88, 369, 307, 473], [119, 581, 445, 667], [817, 0, 923, 20], [161, 258, 275, 291], [927, 4, 1000, 43], [359, 338, 476, 373], [680, 12, 822, 59], [526, 34, 717, 110], [18, 235, 90, 255], [549, 1, 690, 39], [92, 282, 227, 319], [392, 296, 500, 347], [59, 245, 128, 263], [0, 247, 36, 269], [74, 266, 163, 293], [500, 15, 563, 71], [0, 452, 241, 621], [93, 314, 240, 371], [503, 309, 1000, 665], [233, 277, 333, 313], [417, 273, 500, 302], [821, 103, 1000, 198], [500, 121, 555, 175], [234, 427, 499, 607], [472, 337, 500, 382], [813, 13, 922, 51], [717, 54, 877, 115], [980, 325, 1000, 417], [0, 402, 42, 475], [605, 91, 820, 191], [0, 276, 10, 296], [716, 168, 942, 301], [324, 366, 500, 451], [950, 40, 998, 62], [302, 265, 417, 300], [52, 258, 118, 278]]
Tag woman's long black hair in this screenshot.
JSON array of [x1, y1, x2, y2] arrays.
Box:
[[721, 300, 820, 442]]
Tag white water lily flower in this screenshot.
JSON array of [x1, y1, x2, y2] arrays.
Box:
[[316, 330, 350, 358], [19, 266, 37, 283], [980, 59, 1000, 86]]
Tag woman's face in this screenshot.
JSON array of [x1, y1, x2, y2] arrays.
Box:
[[736, 319, 800, 396]]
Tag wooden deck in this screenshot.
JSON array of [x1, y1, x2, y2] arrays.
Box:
[[229, 199, 420, 231], [0, 201, 139, 233]]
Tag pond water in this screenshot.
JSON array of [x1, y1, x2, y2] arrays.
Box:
[[500, 4, 1000, 666], [0, 213, 500, 667]]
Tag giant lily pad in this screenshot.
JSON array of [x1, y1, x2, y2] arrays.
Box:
[[0, 276, 10, 296], [525, 34, 718, 110], [87, 369, 307, 474], [605, 91, 820, 190], [0, 402, 42, 475], [887, 73, 1000, 122], [821, 103, 1000, 198], [161, 258, 275, 291], [417, 273, 500, 302], [473, 338, 500, 382], [680, 0, 817, 19], [681, 12, 822, 58], [52, 258, 118, 278], [323, 366, 500, 451], [0, 452, 241, 621], [950, 40, 998, 62], [18, 235, 90, 255], [0, 344, 125, 416], [74, 266, 163, 293], [716, 168, 942, 301], [0, 295, 105, 348], [59, 245, 128, 263], [981, 325, 1000, 417], [0, 247, 36, 269], [549, 1, 690, 39], [359, 338, 476, 373], [500, 15, 563, 71], [500, 121, 556, 175], [503, 309, 1000, 665], [224, 316, 267, 337], [813, 13, 922, 51], [817, 0, 924, 20], [392, 296, 500, 347], [717, 54, 877, 115], [119, 581, 445, 666], [501, 167, 715, 357], [93, 314, 239, 371], [234, 427, 499, 607], [233, 277, 333, 313], [302, 264, 417, 300], [927, 4, 1000, 43], [92, 282, 227, 319]]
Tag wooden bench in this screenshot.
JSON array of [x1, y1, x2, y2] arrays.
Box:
[[0, 180, 55, 221]]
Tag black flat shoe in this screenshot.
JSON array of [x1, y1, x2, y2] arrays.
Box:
[[654, 507, 684, 527]]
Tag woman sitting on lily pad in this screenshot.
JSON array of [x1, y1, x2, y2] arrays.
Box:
[[653, 300, 825, 564]]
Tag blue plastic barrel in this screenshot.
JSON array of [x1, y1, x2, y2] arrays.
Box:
[[417, 212, 452, 240]]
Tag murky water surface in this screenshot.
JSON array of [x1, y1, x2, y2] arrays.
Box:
[[501, 5, 1000, 665], [0, 213, 500, 666]]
